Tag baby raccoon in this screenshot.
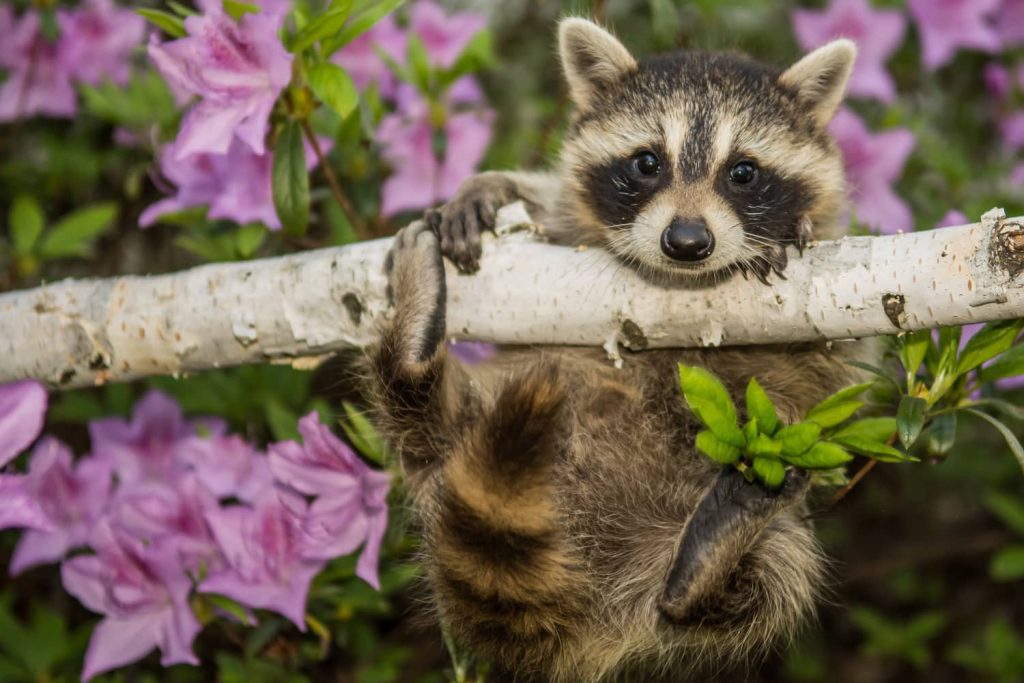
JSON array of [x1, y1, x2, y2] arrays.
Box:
[[371, 18, 864, 683]]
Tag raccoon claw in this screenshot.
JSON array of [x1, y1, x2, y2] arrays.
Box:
[[386, 221, 447, 363], [430, 175, 516, 274]]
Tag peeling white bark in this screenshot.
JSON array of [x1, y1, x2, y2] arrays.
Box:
[[2, 206, 1024, 390]]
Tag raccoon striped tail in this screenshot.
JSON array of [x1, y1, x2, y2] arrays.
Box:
[[427, 361, 585, 674]]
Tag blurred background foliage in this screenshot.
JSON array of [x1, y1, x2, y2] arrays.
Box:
[[1, 0, 1024, 681]]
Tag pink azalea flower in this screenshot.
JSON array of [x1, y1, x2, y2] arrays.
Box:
[[447, 340, 498, 365], [792, 0, 907, 102], [141, 137, 281, 229], [331, 14, 407, 98], [379, 85, 493, 216], [57, 0, 145, 87], [0, 476, 54, 533], [936, 210, 968, 227], [140, 135, 328, 229], [199, 487, 325, 629], [409, 0, 487, 70], [109, 475, 221, 574], [62, 523, 201, 682], [1000, 111, 1024, 151], [147, 6, 292, 158], [829, 108, 915, 234], [983, 62, 1013, 99], [268, 412, 390, 588], [0, 379, 47, 468], [0, 10, 77, 121], [177, 434, 273, 503], [1012, 162, 1024, 186], [995, 0, 1024, 46], [908, 0, 1001, 70], [9, 438, 112, 575], [88, 390, 222, 486]]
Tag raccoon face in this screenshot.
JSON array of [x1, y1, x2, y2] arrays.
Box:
[[557, 19, 855, 284]]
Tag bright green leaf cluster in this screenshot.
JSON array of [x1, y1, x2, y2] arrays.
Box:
[[680, 364, 915, 489]]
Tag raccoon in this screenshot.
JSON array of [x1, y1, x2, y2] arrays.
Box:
[[370, 18, 865, 683]]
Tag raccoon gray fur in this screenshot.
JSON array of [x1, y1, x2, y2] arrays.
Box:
[[370, 17, 866, 683]]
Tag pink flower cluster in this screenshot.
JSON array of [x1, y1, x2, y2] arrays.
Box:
[[0, 388, 389, 682], [0, 0, 144, 122], [333, 1, 494, 216], [142, 0, 298, 229], [792, 0, 1024, 234], [982, 62, 1024, 184]]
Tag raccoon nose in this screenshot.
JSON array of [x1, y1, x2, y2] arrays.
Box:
[[661, 219, 715, 262]]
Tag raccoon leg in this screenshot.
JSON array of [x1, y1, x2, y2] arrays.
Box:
[[372, 221, 465, 472], [427, 170, 561, 273], [427, 361, 584, 672]]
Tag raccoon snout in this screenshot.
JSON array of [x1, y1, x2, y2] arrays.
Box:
[[660, 219, 715, 262]]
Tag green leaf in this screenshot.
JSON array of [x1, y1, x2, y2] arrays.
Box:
[[784, 441, 853, 469], [406, 34, 432, 91], [956, 320, 1024, 377], [964, 408, 1024, 474], [967, 398, 1024, 422], [321, 0, 405, 56], [202, 593, 252, 625], [745, 377, 779, 434], [747, 433, 782, 457], [899, 329, 931, 389], [695, 430, 740, 465], [896, 396, 926, 449], [776, 422, 822, 456], [136, 8, 187, 37], [991, 544, 1024, 582], [290, 3, 352, 53], [36, 203, 117, 259], [341, 401, 388, 465], [807, 400, 863, 429], [10, 194, 44, 255], [167, 1, 198, 17], [678, 364, 744, 447], [805, 381, 873, 428], [832, 435, 916, 463], [833, 417, 897, 443], [308, 63, 360, 119], [223, 0, 262, 20], [272, 121, 310, 236], [846, 359, 901, 390], [752, 457, 785, 488], [979, 342, 1024, 383], [925, 412, 957, 456], [265, 398, 300, 441], [985, 491, 1024, 536], [235, 224, 266, 259], [742, 418, 759, 444]]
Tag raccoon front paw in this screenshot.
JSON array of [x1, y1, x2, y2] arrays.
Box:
[[426, 174, 518, 274], [385, 221, 446, 363]]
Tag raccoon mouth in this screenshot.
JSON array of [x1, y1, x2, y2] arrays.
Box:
[[658, 468, 809, 625]]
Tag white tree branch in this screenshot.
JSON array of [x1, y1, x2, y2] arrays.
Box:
[[2, 206, 1024, 390]]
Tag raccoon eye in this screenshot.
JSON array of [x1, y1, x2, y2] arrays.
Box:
[[729, 161, 758, 185], [631, 151, 661, 177]]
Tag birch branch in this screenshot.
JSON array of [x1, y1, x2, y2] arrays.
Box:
[[2, 205, 1024, 390]]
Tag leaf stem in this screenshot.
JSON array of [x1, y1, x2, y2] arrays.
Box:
[[299, 118, 366, 240]]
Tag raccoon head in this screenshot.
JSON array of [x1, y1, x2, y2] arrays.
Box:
[[555, 18, 855, 284]]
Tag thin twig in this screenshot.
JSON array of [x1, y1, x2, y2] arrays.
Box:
[[299, 118, 366, 240], [830, 459, 878, 506]]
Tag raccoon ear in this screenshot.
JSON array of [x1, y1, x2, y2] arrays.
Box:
[[780, 39, 857, 127], [559, 18, 637, 110]]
